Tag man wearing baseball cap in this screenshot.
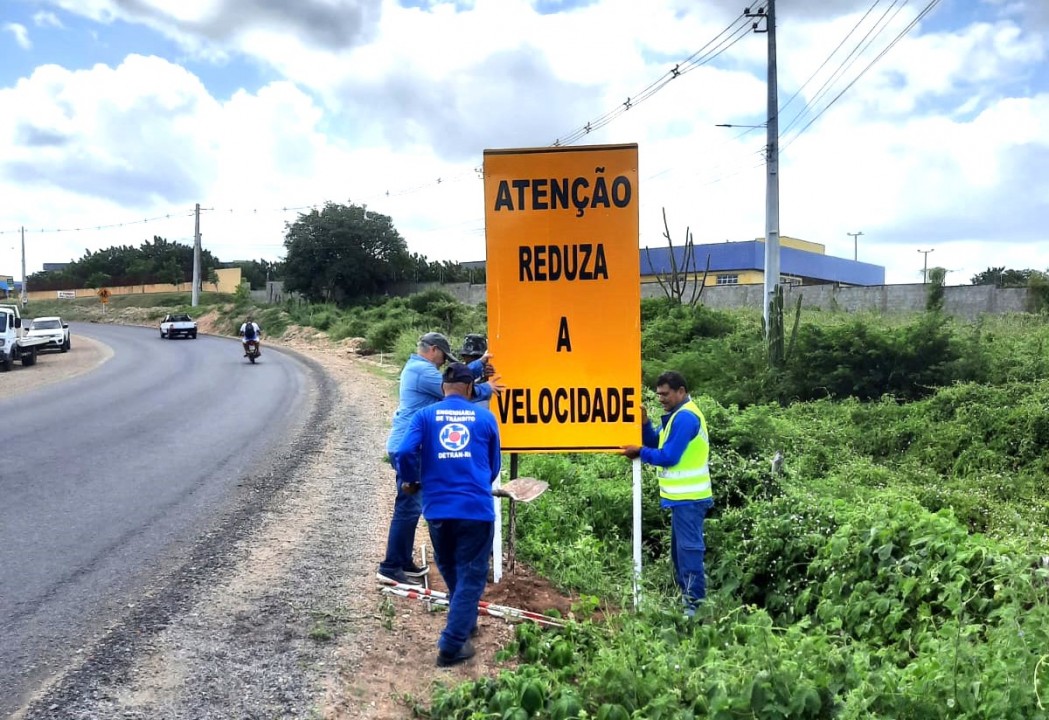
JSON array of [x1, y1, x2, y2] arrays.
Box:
[[395, 362, 502, 667], [377, 331, 504, 586]]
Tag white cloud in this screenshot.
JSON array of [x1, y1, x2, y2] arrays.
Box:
[[33, 11, 64, 28], [1, 0, 1047, 288], [3, 22, 32, 50]]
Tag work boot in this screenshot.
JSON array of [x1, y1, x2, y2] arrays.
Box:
[[376, 569, 422, 586], [436, 640, 476, 668]]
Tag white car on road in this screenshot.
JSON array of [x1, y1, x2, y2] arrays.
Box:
[[26, 316, 71, 353], [160, 313, 198, 339]]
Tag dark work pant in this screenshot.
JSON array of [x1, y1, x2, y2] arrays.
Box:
[[670, 500, 712, 607], [428, 519, 494, 655], [378, 451, 421, 574]]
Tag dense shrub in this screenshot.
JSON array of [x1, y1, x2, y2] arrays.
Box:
[[782, 313, 961, 402]]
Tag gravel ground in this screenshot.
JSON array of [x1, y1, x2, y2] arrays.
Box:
[[15, 329, 396, 720], [0, 334, 112, 398]]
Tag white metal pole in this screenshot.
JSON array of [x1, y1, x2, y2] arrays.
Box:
[[493, 474, 503, 583], [632, 457, 642, 609]]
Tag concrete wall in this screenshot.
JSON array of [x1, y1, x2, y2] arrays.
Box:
[[388, 282, 489, 306], [391, 280, 1031, 320], [249, 280, 292, 304], [25, 267, 243, 301]]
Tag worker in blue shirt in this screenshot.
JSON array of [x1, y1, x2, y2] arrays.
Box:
[[395, 362, 502, 667], [377, 332, 503, 586], [622, 371, 714, 617]]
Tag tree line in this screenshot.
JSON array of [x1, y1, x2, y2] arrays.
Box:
[[27, 202, 481, 301], [27, 236, 222, 292]]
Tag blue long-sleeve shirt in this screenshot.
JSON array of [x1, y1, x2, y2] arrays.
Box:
[[640, 398, 708, 509], [395, 395, 502, 522], [385, 354, 491, 453]]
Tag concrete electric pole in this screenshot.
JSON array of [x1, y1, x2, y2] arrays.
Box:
[[847, 231, 864, 261], [20, 226, 27, 307], [918, 248, 934, 284], [192, 203, 201, 307], [747, 0, 779, 338]]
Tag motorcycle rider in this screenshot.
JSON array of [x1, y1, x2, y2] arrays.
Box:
[[240, 315, 262, 356]]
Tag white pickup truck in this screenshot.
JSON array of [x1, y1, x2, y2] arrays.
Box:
[[26, 315, 71, 353], [0, 304, 50, 371], [159, 313, 198, 339]]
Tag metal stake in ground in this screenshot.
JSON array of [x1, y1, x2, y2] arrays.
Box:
[[381, 584, 565, 628], [492, 477, 549, 574], [421, 543, 432, 612]]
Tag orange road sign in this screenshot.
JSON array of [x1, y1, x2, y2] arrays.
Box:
[[483, 143, 641, 453]]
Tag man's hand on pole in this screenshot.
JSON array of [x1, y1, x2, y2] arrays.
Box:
[[621, 445, 642, 460]]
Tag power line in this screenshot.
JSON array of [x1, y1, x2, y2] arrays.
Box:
[[553, 5, 764, 146], [0, 210, 196, 236], [1, 3, 940, 241], [780, 0, 907, 140], [781, 0, 944, 153], [674, 0, 926, 190], [2, 11, 767, 232], [776, 0, 887, 130]]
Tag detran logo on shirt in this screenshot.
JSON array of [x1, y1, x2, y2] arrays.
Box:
[[439, 423, 471, 452]]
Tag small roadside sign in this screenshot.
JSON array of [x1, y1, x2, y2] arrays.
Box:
[[97, 288, 111, 304]]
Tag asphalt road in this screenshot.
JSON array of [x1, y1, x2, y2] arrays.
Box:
[[0, 323, 322, 717]]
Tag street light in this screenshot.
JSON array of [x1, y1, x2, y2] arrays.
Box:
[[917, 248, 935, 284], [847, 231, 864, 261]]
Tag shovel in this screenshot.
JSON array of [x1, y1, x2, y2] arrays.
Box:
[[492, 477, 549, 573]]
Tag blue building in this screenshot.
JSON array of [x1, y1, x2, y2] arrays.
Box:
[[640, 236, 885, 287]]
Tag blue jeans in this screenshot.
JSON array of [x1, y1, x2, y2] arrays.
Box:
[[378, 451, 422, 574], [428, 519, 494, 655], [670, 500, 712, 608]]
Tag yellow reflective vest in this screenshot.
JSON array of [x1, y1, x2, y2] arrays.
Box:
[[657, 399, 712, 502]]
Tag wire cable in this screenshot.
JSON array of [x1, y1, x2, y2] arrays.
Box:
[[780, 0, 908, 139], [776, 0, 885, 124], [781, 0, 943, 153], [553, 4, 763, 146]]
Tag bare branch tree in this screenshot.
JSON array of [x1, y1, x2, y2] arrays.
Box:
[[645, 208, 709, 306]]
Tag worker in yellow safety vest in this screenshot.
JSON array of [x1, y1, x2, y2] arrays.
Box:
[[622, 371, 713, 618]]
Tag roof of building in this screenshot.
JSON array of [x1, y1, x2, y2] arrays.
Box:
[[640, 241, 885, 286]]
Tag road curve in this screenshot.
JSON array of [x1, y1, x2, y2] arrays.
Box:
[[0, 322, 328, 717]]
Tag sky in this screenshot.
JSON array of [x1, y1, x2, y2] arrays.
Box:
[[0, 0, 1046, 286]]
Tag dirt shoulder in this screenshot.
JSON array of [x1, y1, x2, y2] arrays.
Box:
[[1, 335, 112, 398], [20, 324, 575, 720]]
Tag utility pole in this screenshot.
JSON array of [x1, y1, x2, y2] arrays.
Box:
[[748, 0, 779, 336], [192, 203, 201, 307], [20, 226, 27, 307], [847, 231, 864, 261], [918, 248, 934, 284]]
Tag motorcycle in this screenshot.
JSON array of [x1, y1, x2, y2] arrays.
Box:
[[244, 339, 261, 364]]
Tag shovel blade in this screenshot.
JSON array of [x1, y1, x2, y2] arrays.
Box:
[[496, 477, 550, 503]]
